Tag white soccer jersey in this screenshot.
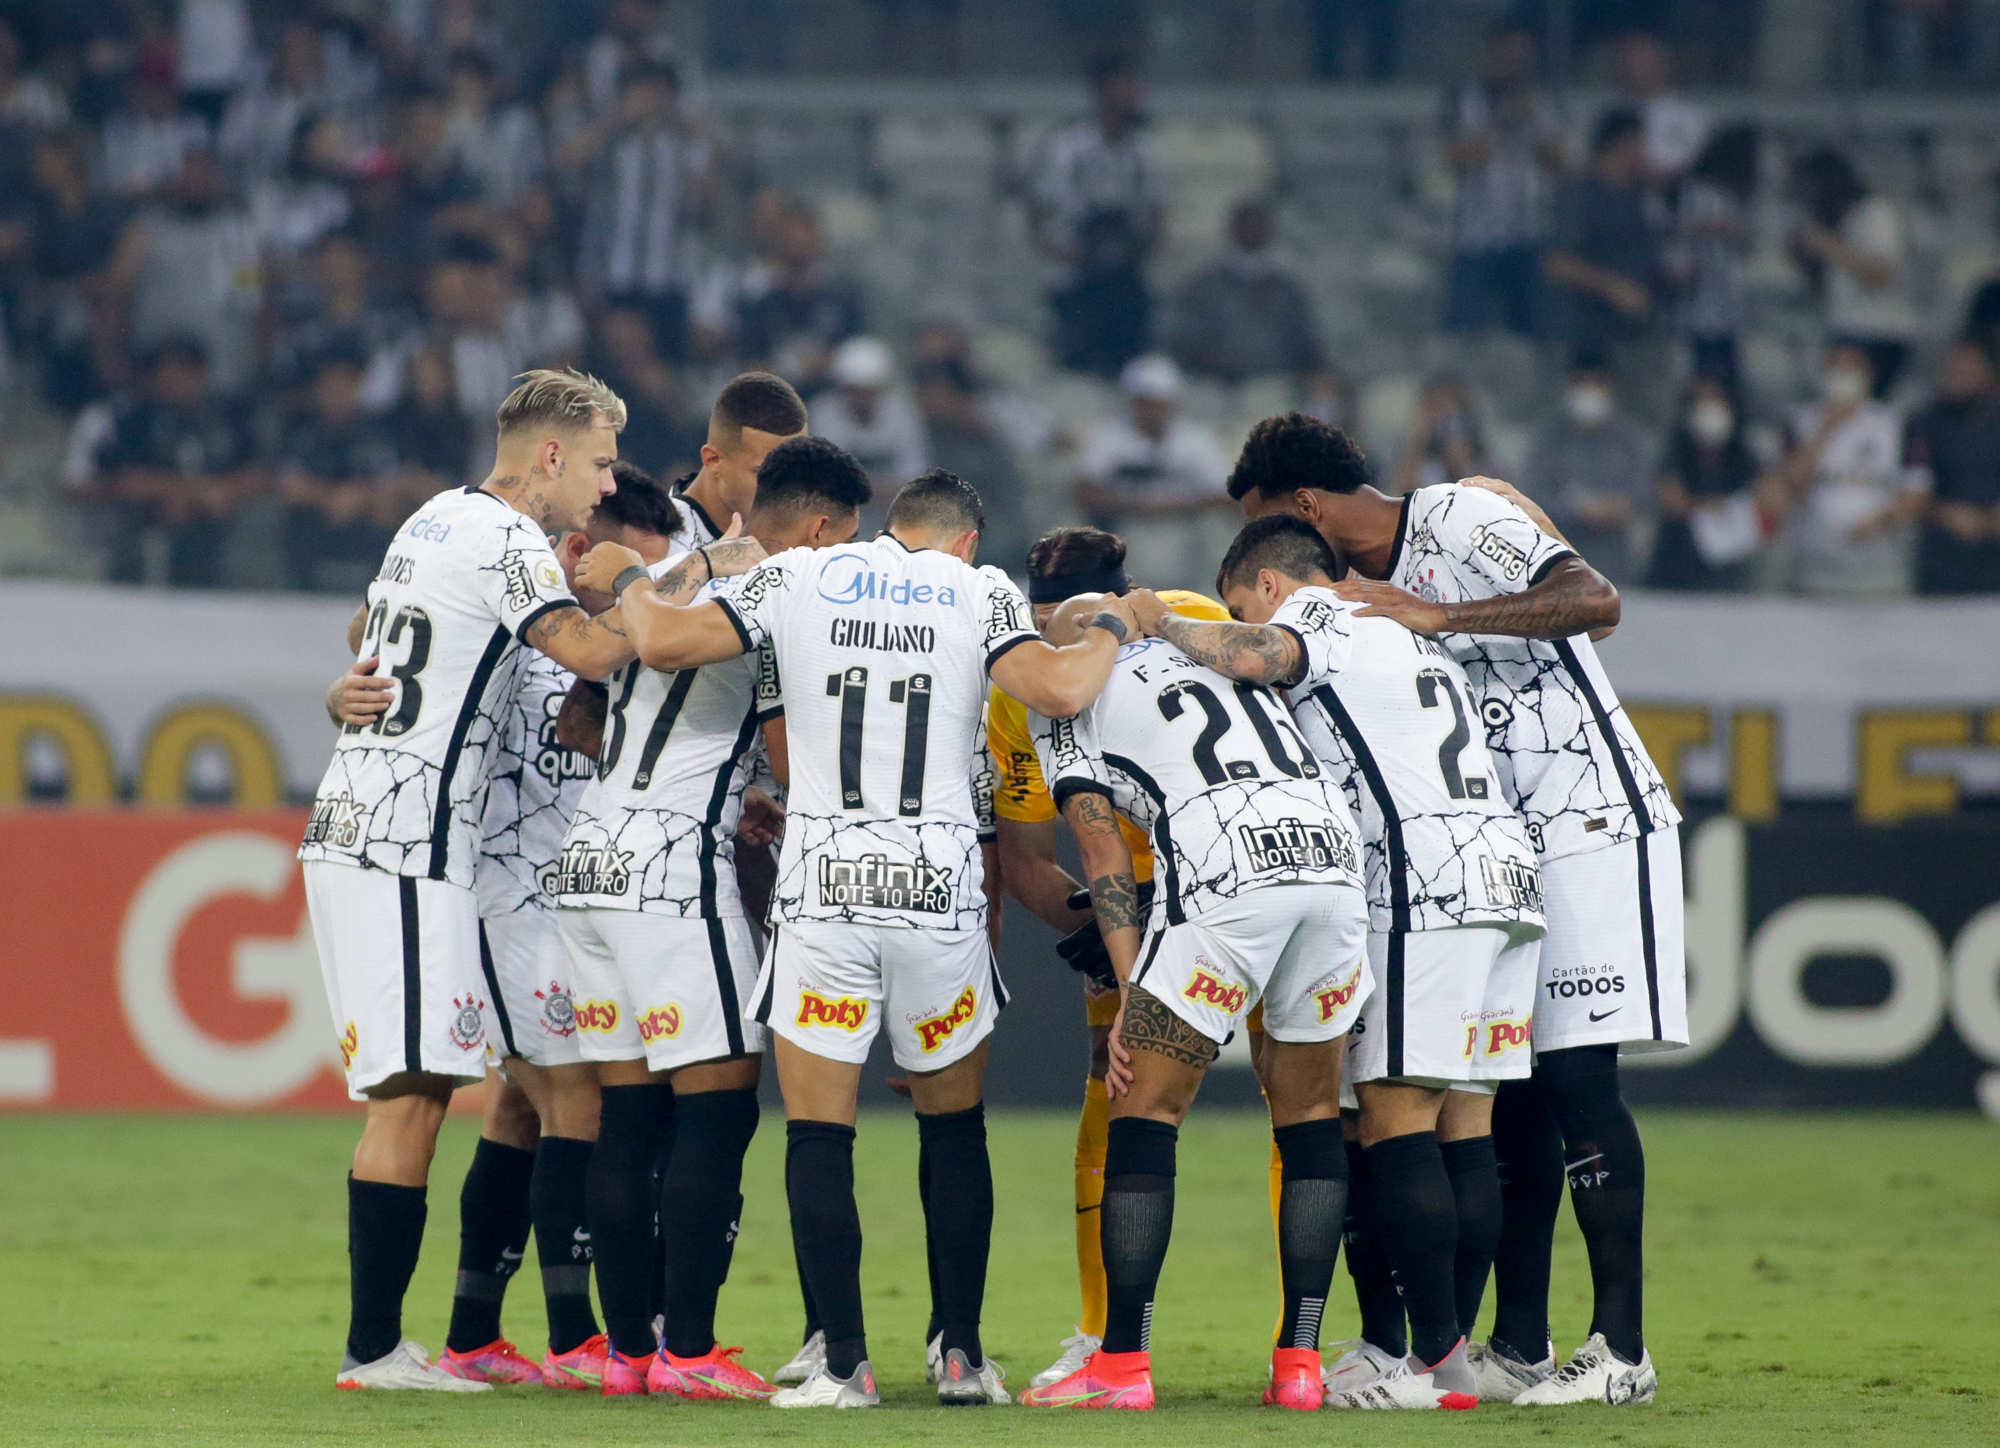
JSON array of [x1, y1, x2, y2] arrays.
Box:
[[1272, 586, 1544, 935], [556, 563, 777, 916], [1386, 484, 1678, 862], [475, 649, 594, 919], [669, 477, 726, 549], [301, 486, 579, 887], [1032, 637, 1363, 925], [716, 534, 1037, 930]]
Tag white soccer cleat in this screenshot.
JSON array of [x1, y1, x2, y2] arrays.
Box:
[[1326, 1356, 1476, 1410], [772, 1329, 825, 1386], [336, 1340, 493, 1392], [1469, 1338, 1555, 1402], [925, 1331, 944, 1384], [1320, 1338, 1406, 1395], [936, 1347, 1010, 1405], [1030, 1329, 1103, 1389], [769, 1358, 880, 1409], [1512, 1332, 1656, 1406]]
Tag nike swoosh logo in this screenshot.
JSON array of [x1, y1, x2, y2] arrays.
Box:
[[1076, 1204, 1101, 1215], [573, 1227, 591, 1242], [1588, 1007, 1620, 1022], [500, 1248, 523, 1261], [1564, 1153, 1604, 1173]]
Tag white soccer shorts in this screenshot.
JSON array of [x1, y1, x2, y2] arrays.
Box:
[[476, 909, 584, 1068], [1131, 882, 1369, 1047], [753, 922, 1006, 1072], [303, 860, 488, 1100], [558, 909, 766, 1071], [1346, 922, 1541, 1090], [1535, 827, 1689, 1055]]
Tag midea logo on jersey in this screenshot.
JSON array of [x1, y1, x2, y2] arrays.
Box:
[[815, 559, 958, 607], [1238, 818, 1356, 876], [818, 854, 953, 913]]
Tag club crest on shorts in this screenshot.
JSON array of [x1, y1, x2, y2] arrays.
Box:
[[535, 981, 576, 1037], [913, 987, 977, 1054], [797, 989, 869, 1031], [448, 996, 485, 1051], [575, 998, 620, 1033], [337, 1020, 359, 1071], [638, 1004, 683, 1043], [1182, 961, 1248, 1016]]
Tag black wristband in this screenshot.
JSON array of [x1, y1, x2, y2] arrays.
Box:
[[695, 547, 713, 583], [1085, 611, 1128, 643], [611, 564, 648, 598]]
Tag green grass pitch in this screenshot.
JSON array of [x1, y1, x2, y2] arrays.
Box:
[[0, 1108, 1993, 1446]]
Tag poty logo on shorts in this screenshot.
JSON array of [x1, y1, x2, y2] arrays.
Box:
[[535, 982, 576, 1037], [1484, 1018, 1531, 1055], [638, 1004, 683, 1042], [1315, 970, 1362, 1022], [818, 855, 953, 914], [337, 1020, 359, 1070], [1182, 964, 1248, 1017], [914, 987, 977, 1054], [448, 996, 485, 1052], [797, 990, 869, 1032], [1239, 818, 1356, 876], [575, 999, 621, 1033], [1465, 523, 1530, 580]]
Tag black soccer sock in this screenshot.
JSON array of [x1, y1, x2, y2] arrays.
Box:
[[918, 1104, 993, 1366], [1272, 1118, 1348, 1351], [587, 1081, 674, 1356], [1538, 1044, 1647, 1361], [646, 1094, 679, 1332], [445, 1137, 534, 1352], [795, 1246, 822, 1343], [347, 1175, 427, 1366], [917, 1132, 940, 1345], [786, 1120, 867, 1377], [658, 1087, 760, 1359], [1100, 1116, 1178, 1355], [1342, 1136, 1407, 1357], [1490, 1073, 1564, 1360], [1364, 1131, 1461, 1370], [1439, 1134, 1502, 1339], [532, 1135, 600, 1354]]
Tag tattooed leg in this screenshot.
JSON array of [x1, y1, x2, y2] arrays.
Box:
[[1113, 987, 1215, 1126]]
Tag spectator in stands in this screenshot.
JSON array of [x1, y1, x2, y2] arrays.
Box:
[[1031, 52, 1161, 378], [1770, 341, 1928, 597], [1440, 25, 1562, 338], [99, 53, 210, 202], [265, 229, 416, 400], [382, 344, 472, 490], [583, 0, 706, 117], [443, 48, 545, 210], [732, 195, 864, 393], [581, 302, 700, 479], [278, 346, 404, 593], [1074, 354, 1231, 586], [1649, 374, 1774, 591], [567, 60, 711, 361], [28, 130, 130, 408], [387, 85, 483, 240], [1545, 109, 1660, 364], [248, 112, 354, 266], [87, 335, 262, 588], [1523, 354, 1655, 584], [914, 343, 1030, 567], [1168, 198, 1322, 385], [218, 18, 333, 185], [813, 335, 928, 534], [1665, 124, 1757, 395], [0, 19, 68, 132], [1297, 368, 1359, 434], [1387, 374, 1487, 495], [1613, 30, 1708, 186], [1908, 336, 2000, 594], [913, 317, 1056, 460], [112, 148, 262, 395], [174, 0, 253, 128], [1788, 148, 1919, 398]]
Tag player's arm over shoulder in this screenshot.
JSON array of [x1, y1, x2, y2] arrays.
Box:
[[989, 581, 1136, 718]]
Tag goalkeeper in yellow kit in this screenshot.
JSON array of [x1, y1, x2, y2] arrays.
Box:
[[989, 526, 1283, 1387]]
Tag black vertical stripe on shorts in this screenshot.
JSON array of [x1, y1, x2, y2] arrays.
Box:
[[430, 625, 513, 880], [1635, 834, 1662, 1040], [753, 925, 779, 1026], [1385, 929, 1406, 1077], [1309, 685, 1409, 933], [399, 877, 422, 1073], [697, 705, 761, 1058], [478, 921, 517, 1057]]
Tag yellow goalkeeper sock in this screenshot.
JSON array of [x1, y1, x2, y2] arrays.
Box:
[[1076, 1076, 1110, 1338], [1270, 1135, 1286, 1346]]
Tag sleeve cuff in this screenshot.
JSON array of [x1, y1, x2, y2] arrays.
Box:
[[515, 596, 578, 644], [756, 704, 784, 723], [985, 631, 1036, 673], [1528, 549, 1579, 587], [715, 597, 756, 655], [1272, 624, 1309, 690]]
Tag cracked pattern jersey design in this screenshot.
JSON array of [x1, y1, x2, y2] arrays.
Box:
[[300, 487, 579, 886], [476, 649, 594, 918], [1387, 485, 1678, 862], [556, 563, 776, 916], [715, 535, 1036, 930], [1272, 586, 1544, 935], [1031, 637, 1362, 925]]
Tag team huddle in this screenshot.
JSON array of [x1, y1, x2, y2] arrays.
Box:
[[303, 364, 1686, 1411]]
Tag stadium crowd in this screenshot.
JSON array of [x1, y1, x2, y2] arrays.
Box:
[[1, 1, 1994, 597]]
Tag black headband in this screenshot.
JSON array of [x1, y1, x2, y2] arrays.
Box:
[[1027, 567, 1129, 604]]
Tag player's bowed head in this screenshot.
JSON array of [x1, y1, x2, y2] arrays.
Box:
[[486, 368, 630, 536]]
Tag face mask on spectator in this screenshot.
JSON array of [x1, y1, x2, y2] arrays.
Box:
[[1688, 398, 1734, 447], [1565, 383, 1613, 427], [1823, 367, 1870, 405]]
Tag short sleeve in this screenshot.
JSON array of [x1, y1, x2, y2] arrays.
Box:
[[1031, 705, 1112, 809], [713, 551, 800, 652], [977, 568, 1038, 671], [1270, 589, 1355, 686], [1435, 485, 1575, 596], [483, 519, 580, 642]]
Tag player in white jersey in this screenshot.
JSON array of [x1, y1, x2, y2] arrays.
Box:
[[1231, 412, 1678, 1406], [665, 370, 810, 548], [301, 371, 664, 1393], [1014, 594, 1370, 1414], [554, 436, 869, 1400], [1130, 514, 1548, 1407], [574, 469, 1136, 1408]]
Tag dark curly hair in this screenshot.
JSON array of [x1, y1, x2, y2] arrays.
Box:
[[1226, 411, 1371, 501], [755, 435, 874, 517]]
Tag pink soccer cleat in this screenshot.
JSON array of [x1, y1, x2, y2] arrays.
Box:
[[647, 1343, 777, 1400], [602, 1345, 655, 1395], [1262, 1347, 1324, 1410], [1018, 1349, 1155, 1410], [541, 1332, 609, 1390], [437, 1338, 544, 1385]]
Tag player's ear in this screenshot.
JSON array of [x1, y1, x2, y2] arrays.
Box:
[[699, 440, 723, 469]]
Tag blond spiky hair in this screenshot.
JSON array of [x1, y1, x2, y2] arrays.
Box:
[[496, 368, 628, 435]]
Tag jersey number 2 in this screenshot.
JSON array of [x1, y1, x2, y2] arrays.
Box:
[[1415, 668, 1488, 800], [1156, 680, 1318, 783], [829, 667, 931, 816]]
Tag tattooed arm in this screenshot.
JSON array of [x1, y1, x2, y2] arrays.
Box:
[[522, 602, 634, 681], [1059, 788, 1142, 985], [1145, 609, 1304, 687], [1333, 556, 1619, 640]]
